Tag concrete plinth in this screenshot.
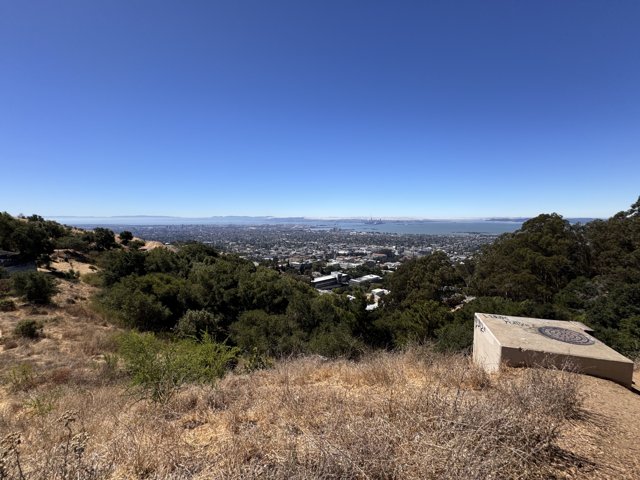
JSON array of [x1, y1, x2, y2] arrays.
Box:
[[473, 313, 634, 387]]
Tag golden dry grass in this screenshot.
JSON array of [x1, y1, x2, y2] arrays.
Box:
[[45, 250, 97, 277], [1, 348, 590, 479]]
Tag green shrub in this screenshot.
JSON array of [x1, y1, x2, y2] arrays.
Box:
[[241, 347, 274, 373], [128, 239, 146, 250], [144, 247, 179, 273], [25, 390, 59, 416], [308, 322, 364, 358], [230, 310, 306, 357], [94, 227, 116, 251], [13, 319, 43, 339], [98, 279, 172, 330], [119, 230, 134, 245], [81, 272, 103, 287], [63, 269, 80, 281], [435, 321, 473, 352], [12, 271, 57, 304], [175, 309, 222, 338], [374, 300, 451, 347], [99, 249, 146, 286], [6, 363, 38, 392], [54, 235, 92, 252], [117, 331, 239, 402], [0, 298, 16, 311], [0, 278, 11, 295]]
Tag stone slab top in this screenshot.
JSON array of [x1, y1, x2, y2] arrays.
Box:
[[474, 313, 633, 364]]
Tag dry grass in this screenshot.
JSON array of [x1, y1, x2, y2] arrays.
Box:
[[0, 347, 590, 479]]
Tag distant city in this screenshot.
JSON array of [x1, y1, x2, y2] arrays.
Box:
[[49, 216, 596, 271], [49, 219, 515, 272]]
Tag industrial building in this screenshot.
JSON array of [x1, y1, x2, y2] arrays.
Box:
[[311, 271, 349, 290]]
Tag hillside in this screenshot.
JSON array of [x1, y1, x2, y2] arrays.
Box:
[[1, 202, 640, 478], [1, 276, 639, 479]]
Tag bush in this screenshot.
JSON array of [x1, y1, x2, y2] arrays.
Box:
[[81, 272, 103, 287], [117, 331, 239, 402], [0, 298, 16, 311], [374, 300, 451, 347], [6, 363, 38, 391], [94, 227, 116, 251], [52, 269, 80, 281], [103, 287, 171, 330], [54, 235, 92, 252], [0, 278, 11, 295], [175, 309, 222, 338], [12, 271, 57, 304], [13, 319, 43, 339], [99, 249, 146, 286], [230, 310, 307, 357], [308, 322, 365, 358], [119, 230, 134, 245], [435, 321, 473, 352], [128, 239, 146, 250]]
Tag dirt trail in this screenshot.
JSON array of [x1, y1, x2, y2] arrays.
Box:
[[557, 371, 640, 479]]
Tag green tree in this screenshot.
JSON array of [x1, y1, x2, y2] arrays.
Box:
[[586, 197, 640, 282], [119, 230, 134, 245], [385, 251, 462, 306], [144, 247, 181, 274], [12, 272, 57, 304], [230, 310, 306, 356], [0, 213, 70, 262], [94, 228, 116, 251], [99, 283, 172, 330], [471, 214, 589, 303], [100, 249, 146, 286], [375, 300, 451, 347]]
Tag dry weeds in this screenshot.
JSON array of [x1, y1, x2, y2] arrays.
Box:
[[0, 346, 592, 479]]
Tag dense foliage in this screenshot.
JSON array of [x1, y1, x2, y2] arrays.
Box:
[[0, 213, 64, 262], [0, 212, 119, 261], [96, 243, 369, 358]]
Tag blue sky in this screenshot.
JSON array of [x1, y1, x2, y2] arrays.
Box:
[[1, 1, 638, 218]]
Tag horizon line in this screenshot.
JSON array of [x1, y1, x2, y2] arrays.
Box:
[[42, 214, 603, 222]]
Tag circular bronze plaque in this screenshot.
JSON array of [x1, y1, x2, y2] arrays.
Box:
[[538, 326, 595, 346]]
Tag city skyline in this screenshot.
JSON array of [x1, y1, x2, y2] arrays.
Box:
[[1, 1, 639, 218]]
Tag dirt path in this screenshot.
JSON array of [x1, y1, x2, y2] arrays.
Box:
[[558, 371, 640, 479]]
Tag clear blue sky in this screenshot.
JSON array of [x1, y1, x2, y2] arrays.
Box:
[[1, 1, 638, 218]]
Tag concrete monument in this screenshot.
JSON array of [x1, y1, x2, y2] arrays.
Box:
[[473, 313, 634, 387]]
